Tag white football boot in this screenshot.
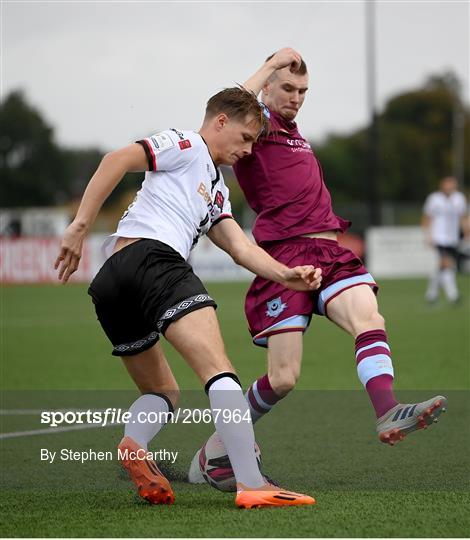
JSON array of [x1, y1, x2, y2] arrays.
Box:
[[377, 395, 447, 445]]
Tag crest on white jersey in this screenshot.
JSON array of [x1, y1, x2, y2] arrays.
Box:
[[150, 133, 175, 151]]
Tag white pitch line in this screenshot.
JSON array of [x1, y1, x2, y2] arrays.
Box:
[[0, 409, 49, 415], [0, 422, 121, 440], [0, 408, 120, 415]]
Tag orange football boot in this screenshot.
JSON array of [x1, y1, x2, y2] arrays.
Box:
[[236, 483, 316, 509], [118, 436, 175, 505]]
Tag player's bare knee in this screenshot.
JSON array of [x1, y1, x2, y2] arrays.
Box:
[[360, 312, 385, 333], [351, 311, 385, 336], [372, 312, 385, 329], [440, 256, 454, 270]]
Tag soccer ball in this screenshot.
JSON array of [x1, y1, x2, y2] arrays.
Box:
[[190, 432, 261, 492]]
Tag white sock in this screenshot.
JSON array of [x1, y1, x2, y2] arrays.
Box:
[[207, 374, 265, 489], [124, 393, 172, 450], [426, 271, 440, 301], [441, 268, 459, 301]]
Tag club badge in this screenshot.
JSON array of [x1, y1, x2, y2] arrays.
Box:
[[266, 297, 287, 318]]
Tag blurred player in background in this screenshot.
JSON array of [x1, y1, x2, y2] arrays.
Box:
[[55, 87, 321, 509], [189, 50, 447, 483], [422, 176, 468, 303]]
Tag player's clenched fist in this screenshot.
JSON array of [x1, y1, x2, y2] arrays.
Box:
[[281, 265, 322, 291], [266, 47, 303, 73]]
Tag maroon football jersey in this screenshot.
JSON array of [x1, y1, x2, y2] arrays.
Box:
[[233, 108, 350, 245]]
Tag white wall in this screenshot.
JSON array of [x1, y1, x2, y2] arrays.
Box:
[[366, 226, 438, 278]]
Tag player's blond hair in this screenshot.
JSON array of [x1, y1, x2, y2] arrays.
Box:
[[205, 87, 269, 133]]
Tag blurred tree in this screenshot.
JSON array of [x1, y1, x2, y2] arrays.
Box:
[[379, 74, 456, 200], [61, 148, 103, 201], [0, 91, 68, 206], [62, 147, 141, 209], [314, 131, 367, 202], [315, 73, 469, 204], [220, 166, 246, 222], [0, 90, 142, 211], [2, 77, 468, 212]]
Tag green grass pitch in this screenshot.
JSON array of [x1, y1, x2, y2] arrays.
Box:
[[1, 278, 469, 537]]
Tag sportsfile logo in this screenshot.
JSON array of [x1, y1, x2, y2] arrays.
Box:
[[41, 408, 141, 428], [40, 407, 251, 427]]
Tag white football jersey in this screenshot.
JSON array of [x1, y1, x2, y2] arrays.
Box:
[[423, 191, 467, 246], [103, 129, 232, 260]]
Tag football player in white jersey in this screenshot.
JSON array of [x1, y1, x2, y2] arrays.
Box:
[[54, 85, 321, 509], [422, 176, 468, 303]]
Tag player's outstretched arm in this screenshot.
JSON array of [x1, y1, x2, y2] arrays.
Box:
[[243, 47, 302, 96], [208, 218, 321, 291], [54, 143, 148, 283]]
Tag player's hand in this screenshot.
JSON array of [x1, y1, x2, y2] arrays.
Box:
[[267, 47, 302, 73], [282, 265, 322, 291], [54, 221, 88, 284], [424, 232, 433, 248]]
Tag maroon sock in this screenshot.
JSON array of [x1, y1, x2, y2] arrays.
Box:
[[245, 374, 282, 424], [355, 330, 398, 418]]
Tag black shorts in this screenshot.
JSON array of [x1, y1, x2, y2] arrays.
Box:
[[435, 245, 458, 260], [88, 239, 216, 356]]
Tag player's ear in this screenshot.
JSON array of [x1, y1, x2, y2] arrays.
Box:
[[215, 113, 229, 131], [262, 81, 271, 97]]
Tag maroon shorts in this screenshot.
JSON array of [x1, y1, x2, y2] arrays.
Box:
[[245, 237, 377, 346]]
